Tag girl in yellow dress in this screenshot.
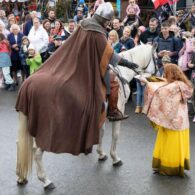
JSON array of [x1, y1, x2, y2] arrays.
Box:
[[141, 63, 193, 177]]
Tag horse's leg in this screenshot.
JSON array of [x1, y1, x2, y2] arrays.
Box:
[[96, 123, 108, 161], [110, 121, 123, 166], [34, 147, 55, 190], [110, 83, 128, 167], [16, 112, 33, 185]]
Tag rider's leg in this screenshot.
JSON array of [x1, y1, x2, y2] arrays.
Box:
[[34, 147, 55, 190], [107, 71, 129, 121]]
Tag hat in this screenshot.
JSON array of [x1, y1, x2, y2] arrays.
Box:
[[162, 55, 171, 64], [53, 35, 62, 40]]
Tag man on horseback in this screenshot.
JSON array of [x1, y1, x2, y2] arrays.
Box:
[[16, 2, 138, 156], [92, 2, 138, 121]]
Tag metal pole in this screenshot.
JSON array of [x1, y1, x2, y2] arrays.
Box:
[[173, 1, 177, 16]]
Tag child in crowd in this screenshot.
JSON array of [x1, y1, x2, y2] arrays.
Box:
[[26, 44, 42, 75], [75, 0, 88, 17], [45, 35, 63, 60], [0, 33, 15, 91], [19, 36, 30, 79], [93, 0, 104, 11], [123, 0, 140, 25]]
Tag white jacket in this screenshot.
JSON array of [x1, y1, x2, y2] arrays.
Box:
[[28, 25, 49, 53]]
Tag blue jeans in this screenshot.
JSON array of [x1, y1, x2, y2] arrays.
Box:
[[157, 66, 164, 77], [136, 80, 145, 107]]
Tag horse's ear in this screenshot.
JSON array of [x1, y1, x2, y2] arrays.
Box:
[[152, 42, 158, 51]]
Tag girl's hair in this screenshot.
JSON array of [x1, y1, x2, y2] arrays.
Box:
[[109, 30, 119, 43], [43, 19, 51, 27], [123, 26, 131, 33], [164, 63, 192, 87], [0, 33, 6, 41], [22, 36, 30, 44], [55, 19, 63, 30]]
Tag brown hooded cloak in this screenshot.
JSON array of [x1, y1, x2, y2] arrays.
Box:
[[15, 24, 113, 154]]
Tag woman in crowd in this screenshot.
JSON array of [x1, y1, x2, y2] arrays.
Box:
[[7, 24, 23, 85], [142, 63, 193, 177], [42, 19, 51, 36], [179, 31, 193, 79], [50, 19, 65, 42], [188, 40, 195, 122], [120, 26, 135, 50], [108, 30, 125, 53], [7, 14, 17, 31], [28, 17, 49, 62]]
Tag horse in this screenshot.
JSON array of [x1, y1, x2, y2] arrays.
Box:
[[96, 43, 157, 166], [16, 43, 157, 190]]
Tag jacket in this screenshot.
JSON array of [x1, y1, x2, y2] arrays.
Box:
[[154, 32, 180, 65], [7, 32, 23, 61]]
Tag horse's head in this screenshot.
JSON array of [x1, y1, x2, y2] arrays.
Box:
[[116, 43, 157, 83], [119, 43, 157, 70]]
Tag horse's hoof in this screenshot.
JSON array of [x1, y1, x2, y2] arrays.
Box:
[[98, 155, 108, 162], [113, 160, 123, 167], [17, 179, 28, 185], [44, 182, 56, 191]]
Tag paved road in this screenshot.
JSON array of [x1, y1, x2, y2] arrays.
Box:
[[0, 88, 195, 195]]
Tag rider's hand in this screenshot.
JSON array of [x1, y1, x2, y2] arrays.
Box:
[[118, 58, 139, 70]]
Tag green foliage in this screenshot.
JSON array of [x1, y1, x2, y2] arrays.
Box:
[[56, 0, 72, 22]]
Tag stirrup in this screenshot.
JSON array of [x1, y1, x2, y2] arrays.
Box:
[[107, 109, 129, 121]]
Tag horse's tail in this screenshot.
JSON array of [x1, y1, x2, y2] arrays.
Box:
[[16, 111, 33, 181]]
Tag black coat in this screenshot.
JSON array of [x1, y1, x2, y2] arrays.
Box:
[[139, 29, 159, 44]]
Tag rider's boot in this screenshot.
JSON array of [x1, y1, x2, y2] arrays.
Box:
[[107, 72, 129, 121]]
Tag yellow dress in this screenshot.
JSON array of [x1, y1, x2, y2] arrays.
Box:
[[151, 122, 190, 177]]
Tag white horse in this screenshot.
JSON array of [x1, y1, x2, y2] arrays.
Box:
[[96, 43, 157, 166], [16, 44, 157, 190]]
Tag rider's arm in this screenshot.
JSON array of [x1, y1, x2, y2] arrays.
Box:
[[109, 52, 138, 70]]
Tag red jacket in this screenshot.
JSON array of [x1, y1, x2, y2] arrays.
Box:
[[0, 40, 11, 53]]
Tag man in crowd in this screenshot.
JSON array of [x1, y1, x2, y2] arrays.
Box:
[[45, 35, 63, 59], [139, 17, 159, 44], [112, 18, 124, 39], [74, 7, 84, 23], [47, 9, 56, 29], [64, 19, 76, 40], [154, 21, 180, 76]]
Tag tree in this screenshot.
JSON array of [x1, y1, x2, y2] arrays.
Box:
[[55, 0, 72, 22]]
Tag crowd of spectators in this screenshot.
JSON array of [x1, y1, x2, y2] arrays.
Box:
[[0, 0, 195, 122]]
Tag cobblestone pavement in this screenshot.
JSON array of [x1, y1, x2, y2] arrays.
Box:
[[0, 88, 195, 195]]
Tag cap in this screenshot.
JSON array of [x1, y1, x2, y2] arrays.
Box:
[[53, 35, 62, 40]]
